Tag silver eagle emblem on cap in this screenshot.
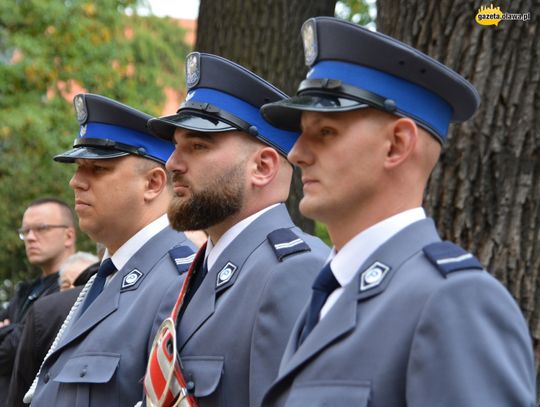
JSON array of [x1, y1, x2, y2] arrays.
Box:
[[185, 52, 201, 89], [74, 94, 88, 124], [302, 19, 318, 67]]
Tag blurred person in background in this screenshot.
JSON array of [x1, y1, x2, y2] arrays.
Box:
[[0, 197, 76, 406], [6, 252, 99, 407], [58, 251, 99, 291]]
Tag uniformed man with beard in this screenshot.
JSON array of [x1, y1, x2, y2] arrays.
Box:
[[142, 53, 330, 407]]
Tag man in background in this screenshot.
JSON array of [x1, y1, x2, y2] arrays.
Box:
[[58, 251, 99, 291], [0, 198, 76, 406], [7, 252, 99, 407]]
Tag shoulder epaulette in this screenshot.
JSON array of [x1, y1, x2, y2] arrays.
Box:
[[267, 228, 311, 262], [423, 241, 484, 277], [168, 245, 196, 274]]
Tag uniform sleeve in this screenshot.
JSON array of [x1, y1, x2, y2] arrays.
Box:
[[406, 272, 536, 407], [248, 255, 318, 407]]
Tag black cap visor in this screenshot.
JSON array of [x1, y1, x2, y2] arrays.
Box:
[[261, 79, 402, 131], [53, 137, 159, 163], [53, 146, 129, 163], [148, 111, 237, 141], [261, 94, 370, 132]]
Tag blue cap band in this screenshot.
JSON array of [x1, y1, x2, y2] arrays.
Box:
[[187, 88, 299, 154], [81, 122, 174, 162], [308, 61, 453, 139]]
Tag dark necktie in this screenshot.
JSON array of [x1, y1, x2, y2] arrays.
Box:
[[178, 257, 208, 321], [298, 263, 340, 346], [79, 258, 117, 315]]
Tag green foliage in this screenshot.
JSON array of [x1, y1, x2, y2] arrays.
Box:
[[335, 0, 374, 26], [0, 0, 190, 300], [315, 221, 332, 247]]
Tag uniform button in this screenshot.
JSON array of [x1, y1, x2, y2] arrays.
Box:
[[43, 373, 50, 384], [186, 381, 195, 394], [80, 366, 88, 377]]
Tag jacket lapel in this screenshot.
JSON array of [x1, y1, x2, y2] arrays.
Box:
[[178, 204, 294, 349], [178, 254, 216, 350], [53, 226, 184, 355], [276, 219, 441, 381]]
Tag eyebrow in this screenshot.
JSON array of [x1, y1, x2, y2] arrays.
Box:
[[183, 131, 215, 142], [300, 116, 323, 133]]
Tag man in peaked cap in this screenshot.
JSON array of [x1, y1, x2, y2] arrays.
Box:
[[259, 17, 536, 407], [28, 94, 197, 407], [142, 53, 330, 407]]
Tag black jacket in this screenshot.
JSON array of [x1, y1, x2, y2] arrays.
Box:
[[5, 287, 82, 407], [0, 273, 59, 407]]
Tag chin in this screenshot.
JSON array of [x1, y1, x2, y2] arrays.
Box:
[[299, 198, 320, 220]]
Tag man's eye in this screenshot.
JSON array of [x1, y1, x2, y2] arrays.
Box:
[[192, 143, 207, 151], [320, 127, 334, 136]]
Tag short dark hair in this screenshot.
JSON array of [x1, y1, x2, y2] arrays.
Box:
[[27, 197, 76, 228]]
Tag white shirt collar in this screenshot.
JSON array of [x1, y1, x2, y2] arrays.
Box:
[[102, 214, 169, 271], [205, 203, 280, 270], [329, 207, 426, 287]]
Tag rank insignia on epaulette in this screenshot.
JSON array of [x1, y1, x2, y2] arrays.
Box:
[[423, 241, 484, 277], [360, 262, 390, 291], [122, 269, 143, 289], [216, 262, 237, 288], [267, 228, 311, 261], [168, 246, 196, 275]]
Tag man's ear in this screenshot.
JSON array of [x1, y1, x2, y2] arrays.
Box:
[[143, 166, 168, 201], [65, 227, 76, 248], [250, 147, 280, 188], [384, 117, 418, 169]]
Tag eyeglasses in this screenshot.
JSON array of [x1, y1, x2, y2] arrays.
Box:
[[144, 317, 198, 407], [18, 224, 69, 240]]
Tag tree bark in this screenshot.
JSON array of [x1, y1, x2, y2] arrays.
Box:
[[196, 0, 338, 233], [378, 0, 540, 396]]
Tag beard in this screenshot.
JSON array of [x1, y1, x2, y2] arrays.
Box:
[[168, 163, 245, 231]]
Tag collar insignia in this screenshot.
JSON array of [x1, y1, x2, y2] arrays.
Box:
[[216, 262, 237, 288], [360, 262, 390, 291], [122, 269, 143, 289]]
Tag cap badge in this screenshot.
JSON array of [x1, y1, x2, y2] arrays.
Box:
[[302, 19, 318, 67], [79, 124, 87, 137], [74, 94, 88, 124], [185, 52, 201, 89], [216, 262, 237, 288], [360, 262, 390, 291]]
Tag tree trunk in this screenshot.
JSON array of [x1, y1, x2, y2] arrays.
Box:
[[196, 0, 338, 233], [378, 0, 540, 396]]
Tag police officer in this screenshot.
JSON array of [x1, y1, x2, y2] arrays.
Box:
[[143, 53, 330, 407], [28, 94, 197, 407], [259, 17, 536, 407]]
